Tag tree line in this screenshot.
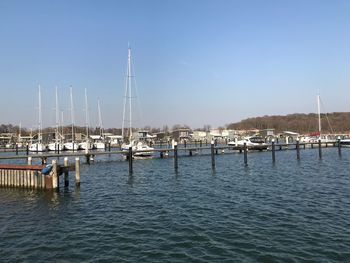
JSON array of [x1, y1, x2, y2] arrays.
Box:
[[1, 112, 349, 135], [226, 112, 350, 134]]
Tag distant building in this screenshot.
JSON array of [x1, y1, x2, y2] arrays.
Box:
[[209, 129, 222, 139], [132, 130, 155, 142], [261, 129, 275, 138], [172, 128, 191, 142], [154, 132, 166, 141], [192, 131, 208, 140]]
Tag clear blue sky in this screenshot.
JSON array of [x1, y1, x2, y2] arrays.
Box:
[[1, 0, 350, 129]]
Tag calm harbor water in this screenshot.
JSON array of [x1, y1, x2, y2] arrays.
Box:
[[1, 148, 350, 262]]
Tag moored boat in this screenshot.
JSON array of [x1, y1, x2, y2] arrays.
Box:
[[120, 46, 155, 157], [340, 138, 350, 147], [228, 136, 268, 151]]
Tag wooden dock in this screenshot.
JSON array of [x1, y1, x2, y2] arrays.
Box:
[[0, 158, 80, 190]]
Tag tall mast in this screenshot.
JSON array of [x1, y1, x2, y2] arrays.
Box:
[[122, 46, 133, 142], [317, 93, 321, 137], [97, 99, 104, 137], [55, 86, 59, 143], [19, 122, 22, 139], [61, 111, 64, 138], [84, 88, 89, 142], [70, 86, 75, 142], [128, 46, 132, 142], [38, 84, 42, 144]]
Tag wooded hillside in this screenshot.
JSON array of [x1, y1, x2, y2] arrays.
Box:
[[227, 112, 350, 134]]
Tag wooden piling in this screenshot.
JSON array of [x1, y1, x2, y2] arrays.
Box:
[[296, 139, 300, 160], [174, 142, 178, 170], [272, 140, 276, 163], [211, 141, 215, 168], [64, 157, 69, 187], [128, 147, 133, 174], [244, 143, 248, 166], [26, 143, 29, 155], [30, 171, 35, 188], [338, 138, 342, 156], [86, 154, 91, 165], [52, 160, 58, 189], [34, 170, 38, 189], [75, 157, 80, 187], [318, 139, 322, 159]]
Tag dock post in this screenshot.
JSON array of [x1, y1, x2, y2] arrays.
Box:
[[52, 159, 58, 190], [15, 144, 18, 155], [85, 154, 90, 165], [211, 141, 215, 168], [57, 143, 60, 154], [128, 147, 133, 174], [109, 143, 111, 152], [296, 139, 300, 160], [174, 142, 178, 170], [26, 143, 29, 155], [184, 140, 187, 148], [318, 139, 322, 159], [75, 157, 80, 187], [64, 157, 69, 187], [272, 139, 276, 163], [337, 137, 341, 156], [200, 140, 202, 148], [243, 143, 248, 166], [27, 156, 32, 165]]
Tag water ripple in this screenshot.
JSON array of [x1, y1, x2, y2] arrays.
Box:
[[1, 148, 350, 262]]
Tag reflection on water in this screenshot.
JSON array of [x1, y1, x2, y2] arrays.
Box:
[[0, 148, 350, 262]]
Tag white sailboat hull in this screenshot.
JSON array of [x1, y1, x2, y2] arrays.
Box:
[[122, 141, 154, 157], [29, 143, 47, 152], [64, 142, 79, 151], [48, 142, 65, 151], [94, 142, 106, 149], [78, 142, 95, 150]]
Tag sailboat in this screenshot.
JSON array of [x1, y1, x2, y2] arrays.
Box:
[[93, 99, 106, 149], [120, 46, 154, 157], [64, 86, 79, 151], [313, 93, 335, 144], [48, 86, 65, 151], [79, 88, 94, 151], [29, 85, 48, 152]]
